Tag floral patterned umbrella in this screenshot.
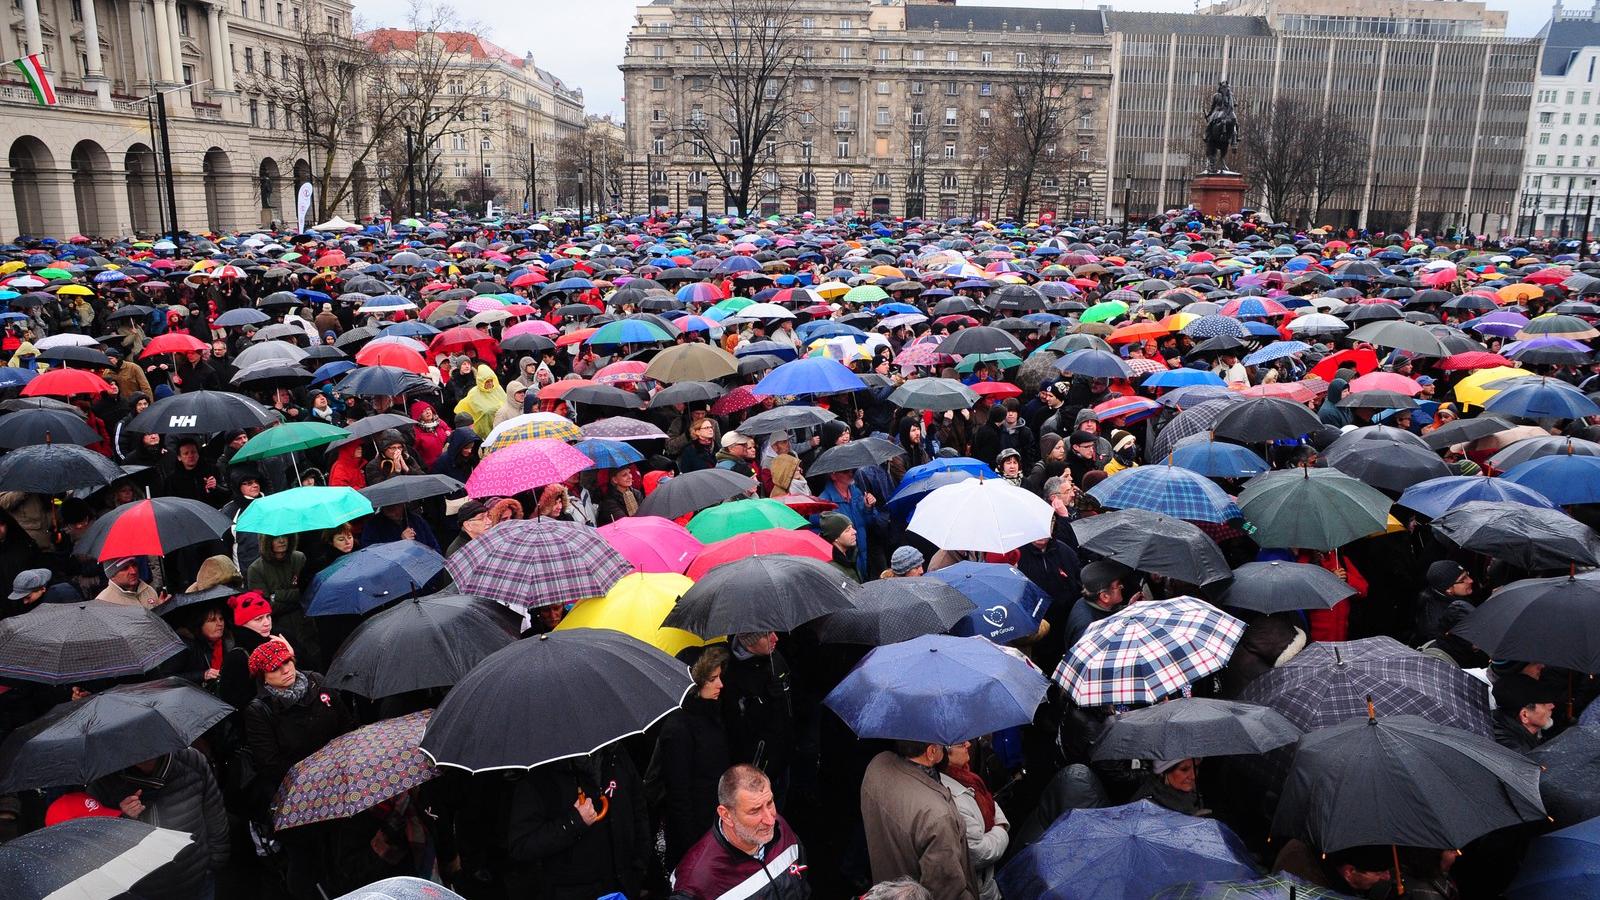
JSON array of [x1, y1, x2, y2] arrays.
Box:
[[273, 709, 435, 831]]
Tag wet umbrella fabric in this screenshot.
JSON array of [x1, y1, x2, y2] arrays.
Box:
[[274, 710, 436, 830], [358, 473, 464, 508], [1088, 464, 1243, 523], [1271, 713, 1544, 853], [909, 478, 1055, 554], [807, 437, 906, 476], [1152, 874, 1355, 900], [685, 528, 831, 580], [445, 518, 632, 611], [1210, 398, 1321, 443], [686, 497, 809, 543], [997, 801, 1259, 900], [0, 678, 233, 791], [1216, 560, 1355, 614], [419, 629, 692, 772], [824, 634, 1048, 744], [0, 442, 124, 492], [1397, 475, 1559, 519], [1323, 442, 1450, 493], [1453, 571, 1600, 673], [663, 554, 860, 637], [1071, 509, 1232, 587], [0, 601, 184, 685], [737, 404, 838, 435], [636, 467, 757, 520], [1053, 597, 1244, 707], [75, 497, 234, 561], [0, 817, 194, 900], [325, 594, 519, 699], [235, 486, 374, 535], [1090, 697, 1301, 761], [0, 408, 100, 448], [1238, 468, 1391, 551], [230, 421, 348, 463], [1506, 815, 1600, 900], [306, 541, 446, 616], [1430, 501, 1600, 569], [1526, 725, 1600, 828], [597, 516, 704, 574], [130, 390, 277, 434], [928, 562, 1051, 644], [812, 576, 976, 645]]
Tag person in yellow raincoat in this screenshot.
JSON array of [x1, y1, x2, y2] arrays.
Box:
[[454, 364, 506, 437]]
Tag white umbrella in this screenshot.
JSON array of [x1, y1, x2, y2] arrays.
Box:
[[732, 302, 795, 320], [313, 216, 359, 231], [33, 334, 100, 350], [1286, 313, 1349, 335], [909, 478, 1053, 553]]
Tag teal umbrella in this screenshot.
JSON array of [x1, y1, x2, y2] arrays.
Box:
[[1238, 467, 1391, 551], [235, 486, 374, 535], [230, 422, 348, 464], [686, 498, 808, 543]]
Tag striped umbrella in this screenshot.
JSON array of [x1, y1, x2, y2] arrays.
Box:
[[1053, 596, 1245, 707]]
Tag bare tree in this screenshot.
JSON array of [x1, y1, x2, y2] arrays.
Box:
[[1238, 95, 1334, 225], [554, 125, 628, 210], [904, 109, 931, 218], [669, 0, 809, 216], [458, 171, 503, 211], [1306, 116, 1365, 226], [990, 46, 1087, 221]]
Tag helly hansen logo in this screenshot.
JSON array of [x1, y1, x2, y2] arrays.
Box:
[[169, 415, 198, 428]]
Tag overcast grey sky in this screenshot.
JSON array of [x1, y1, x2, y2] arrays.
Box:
[[356, 0, 1544, 120]]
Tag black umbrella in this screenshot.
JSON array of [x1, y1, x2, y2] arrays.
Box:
[[0, 678, 233, 791], [1528, 724, 1600, 827], [649, 381, 726, 409], [359, 473, 465, 508], [990, 284, 1046, 313], [1090, 697, 1301, 761], [302, 344, 348, 363], [636, 467, 756, 519], [0, 397, 80, 416], [1071, 508, 1232, 587], [0, 601, 184, 685], [807, 437, 906, 476], [1431, 500, 1600, 569], [336, 365, 431, 398], [1453, 571, 1600, 672], [738, 354, 784, 376], [419, 628, 691, 772], [664, 554, 861, 637], [1487, 435, 1600, 471], [130, 390, 277, 434], [330, 412, 420, 450], [1271, 712, 1545, 853], [0, 442, 124, 492], [1335, 389, 1420, 410], [74, 496, 235, 560], [1420, 415, 1517, 451], [34, 345, 112, 368], [1323, 442, 1450, 493], [1216, 560, 1356, 614], [326, 593, 520, 699], [334, 325, 382, 348], [0, 408, 101, 448], [738, 404, 838, 436], [501, 333, 556, 355], [232, 362, 312, 388], [0, 817, 196, 900], [937, 326, 1025, 356], [812, 576, 975, 645], [564, 384, 644, 409], [888, 378, 980, 412], [1210, 398, 1321, 442]]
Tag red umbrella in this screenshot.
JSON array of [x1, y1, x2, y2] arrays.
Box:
[[140, 333, 208, 358], [970, 382, 1023, 401], [1347, 371, 1422, 396], [354, 343, 428, 374], [685, 528, 833, 580], [1238, 382, 1322, 403], [21, 368, 112, 397], [1308, 348, 1379, 382], [510, 271, 547, 288], [772, 495, 837, 517], [429, 326, 500, 362], [555, 328, 596, 347], [77, 497, 233, 561], [1438, 351, 1512, 371], [710, 385, 762, 415]]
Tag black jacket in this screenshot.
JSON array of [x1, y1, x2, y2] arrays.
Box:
[[243, 671, 354, 818], [89, 748, 229, 893], [658, 694, 732, 867], [1491, 708, 1543, 755], [506, 747, 650, 900], [596, 486, 644, 526], [720, 648, 795, 779]]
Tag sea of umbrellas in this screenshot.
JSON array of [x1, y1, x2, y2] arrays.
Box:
[[0, 209, 1598, 899]]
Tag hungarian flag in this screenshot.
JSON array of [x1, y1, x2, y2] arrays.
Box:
[[12, 54, 57, 106]]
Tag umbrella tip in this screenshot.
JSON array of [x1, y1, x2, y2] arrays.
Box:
[[1366, 693, 1376, 723]]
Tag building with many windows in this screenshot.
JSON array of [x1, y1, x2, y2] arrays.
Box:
[[1519, 3, 1600, 238]]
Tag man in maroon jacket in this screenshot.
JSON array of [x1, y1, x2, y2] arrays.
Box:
[[669, 764, 810, 900]]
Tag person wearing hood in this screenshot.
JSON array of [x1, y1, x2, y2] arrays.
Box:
[[494, 380, 529, 428], [969, 406, 1007, 469], [1131, 758, 1206, 816], [432, 426, 482, 482], [221, 465, 265, 574], [362, 429, 422, 485], [114, 391, 153, 461], [328, 441, 367, 489], [1318, 378, 1353, 428], [454, 364, 506, 438], [1413, 560, 1475, 645], [409, 400, 449, 468], [88, 747, 229, 898], [246, 534, 315, 666]]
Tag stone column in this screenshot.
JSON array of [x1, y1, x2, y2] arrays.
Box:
[[21, 0, 43, 56], [151, 0, 177, 85], [216, 9, 236, 92], [167, 0, 185, 82], [81, 0, 112, 108], [205, 4, 226, 90]]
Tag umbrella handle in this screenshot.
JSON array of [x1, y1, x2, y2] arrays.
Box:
[[576, 789, 610, 824]]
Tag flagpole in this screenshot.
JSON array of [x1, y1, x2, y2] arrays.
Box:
[[124, 81, 211, 243]]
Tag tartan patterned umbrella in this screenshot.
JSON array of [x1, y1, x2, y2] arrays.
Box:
[[1152, 874, 1350, 899], [1237, 636, 1493, 736], [482, 413, 583, 452], [273, 710, 435, 831], [1053, 597, 1244, 707], [1147, 397, 1245, 462], [465, 438, 591, 498], [1088, 465, 1243, 523], [445, 518, 633, 610]]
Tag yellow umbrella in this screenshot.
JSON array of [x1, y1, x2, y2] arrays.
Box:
[[56, 284, 93, 297], [1453, 366, 1532, 408], [556, 572, 705, 656], [0, 261, 24, 275]]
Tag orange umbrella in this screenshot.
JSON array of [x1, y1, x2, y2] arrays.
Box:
[[1107, 321, 1169, 345], [539, 379, 596, 401]]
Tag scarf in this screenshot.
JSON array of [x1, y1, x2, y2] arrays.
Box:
[[945, 763, 996, 829], [264, 671, 309, 706], [621, 487, 639, 517]]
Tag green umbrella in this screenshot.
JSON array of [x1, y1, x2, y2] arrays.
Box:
[[36, 268, 72, 281], [842, 284, 890, 305], [1080, 300, 1130, 324], [709, 297, 754, 315], [1237, 467, 1392, 551], [686, 498, 808, 543], [230, 421, 348, 464], [588, 318, 673, 346], [955, 352, 1023, 373], [235, 486, 374, 536]]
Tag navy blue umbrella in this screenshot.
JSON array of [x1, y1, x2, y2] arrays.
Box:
[[1484, 378, 1600, 420], [997, 801, 1259, 900], [1397, 474, 1559, 519], [307, 541, 447, 616], [336, 365, 431, 398], [823, 634, 1048, 744], [929, 561, 1050, 644], [1501, 455, 1600, 506], [1168, 438, 1268, 478], [1507, 815, 1600, 899], [887, 470, 974, 517]]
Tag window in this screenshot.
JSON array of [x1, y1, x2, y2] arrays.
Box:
[[481, 107, 491, 122], [946, 50, 958, 63], [1016, 52, 1027, 65], [483, 163, 493, 178], [248, 99, 259, 125], [876, 81, 890, 95], [910, 81, 923, 95], [275, 2, 282, 24], [911, 108, 924, 127], [943, 143, 955, 159], [799, 171, 815, 187], [913, 49, 925, 63], [838, 45, 850, 61], [651, 108, 664, 122], [801, 140, 812, 159], [182, 64, 194, 86], [689, 170, 705, 187], [837, 106, 852, 127], [1083, 54, 1095, 66], [480, 136, 492, 151], [1536, 154, 1547, 166], [653, 43, 664, 58], [799, 111, 815, 125], [911, 139, 922, 159], [980, 51, 992, 64], [451, 134, 467, 151], [1045, 144, 1056, 158], [1080, 114, 1092, 130], [728, 137, 741, 155], [874, 172, 890, 188], [244, 48, 254, 72], [650, 135, 666, 155], [1041, 176, 1058, 188], [178, 4, 189, 34], [877, 48, 889, 62], [801, 78, 816, 92], [262, 51, 271, 77], [292, 6, 299, 28], [454, 162, 467, 178], [837, 138, 851, 158], [1540, 133, 1551, 145], [944, 82, 958, 96], [325, 13, 338, 32], [1564, 113, 1573, 125], [837, 17, 851, 31], [267, 100, 276, 129], [944, 107, 957, 126], [69, 0, 80, 20], [978, 109, 991, 128], [652, 76, 666, 90], [448, 78, 463, 95], [941, 173, 958, 189], [240, 0, 247, 15], [801, 17, 813, 30], [689, 105, 704, 125], [834, 171, 851, 186], [1079, 147, 1090, 162], [836, 79, 853, 94], [1561, 135, 1570, 146], [876, 107, 891, 126], [979, 82, 992, 96], [801, 45, 813, 60]]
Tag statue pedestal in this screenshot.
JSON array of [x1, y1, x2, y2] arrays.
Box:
[[1191, 173, 1248, 218]]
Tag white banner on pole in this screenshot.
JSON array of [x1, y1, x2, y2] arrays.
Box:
[[296, 182, 314, 233]]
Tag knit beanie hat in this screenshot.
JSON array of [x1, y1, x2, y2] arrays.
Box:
[[1426, 560, 1464, 594], [890, 546, 923, 576], [229, 590, 272, 627], [248, 640, 295, 678], [819, 512, 852, 542]]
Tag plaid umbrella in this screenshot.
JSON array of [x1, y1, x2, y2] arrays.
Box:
[[1088, 465, 1243, 523], [465, 439, 591, 498], [1237, 636, 1493, 736], [1152, 874, 1350, 899], [1053, 597, 1244, 707], [0, 602, 184, 685], [581, 416, 668, 441], [1124, 357, 1168, 377], [483, 413, 583, 451], [273, 710, 435, 830], [1147, 397, 1245, 462], [445, 519, 632, 610]]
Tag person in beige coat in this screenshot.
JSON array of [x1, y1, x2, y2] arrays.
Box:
[[860, 742, 979, 900]]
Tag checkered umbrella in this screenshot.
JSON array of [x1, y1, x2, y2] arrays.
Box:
[[1053, 597, 1244, 707], [1147, 397, 1245, 462], [1088, 464, 1243, 523], [483, 413, 583, 452], [445, 518, 633, 610], [273, 710, 435, 831], [1182, 315, 1250, 339]]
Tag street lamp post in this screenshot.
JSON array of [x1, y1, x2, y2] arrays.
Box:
[[1122, 171, 1133, 224]]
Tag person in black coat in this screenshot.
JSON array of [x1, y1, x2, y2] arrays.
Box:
[[658, 646, 732, 868], [1015, 536, 1083, 675], [242, 640, 354, 822], [720, 632, 795, 803], [595, 467, 645, 525], [506, 745, 651, 900]]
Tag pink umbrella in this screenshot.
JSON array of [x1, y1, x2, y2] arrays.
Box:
[[597, 516, 704, 574], [465, 438, 591, 498], [505, 320, 559, 338], [1347, 371, 1422, 396]]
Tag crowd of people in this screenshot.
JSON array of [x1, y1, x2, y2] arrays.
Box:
[[0, 206, 1595, 900]]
